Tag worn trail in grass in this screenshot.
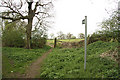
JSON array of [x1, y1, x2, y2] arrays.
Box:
[[21, 48, 53, 78], [2, 45, 52, 78], [22, 43, 54, 78]]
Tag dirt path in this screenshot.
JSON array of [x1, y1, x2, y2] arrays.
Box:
[[21, 48, 53, 78]]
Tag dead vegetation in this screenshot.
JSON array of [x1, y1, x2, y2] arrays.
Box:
[[100, 47, 119, 63], [58, 40, 85, 48]]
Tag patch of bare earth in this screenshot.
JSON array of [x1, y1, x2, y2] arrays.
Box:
[[20, 48, 53, 78], [60, 40, 84, 48]]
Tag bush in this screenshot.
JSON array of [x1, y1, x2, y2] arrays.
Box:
[[31, 34, 47, 48], [2, 20, 26, 47], [2, 29, 25, 47], [88, 30, 118, 44], [71, 36, 76, 39]]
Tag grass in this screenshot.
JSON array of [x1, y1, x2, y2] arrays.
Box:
[[47, 40, 54, 43], [47, 39, 84, 45], [39, 41, 119, 78], [58, 39, 84, 42], [2, 45, 51, 78]]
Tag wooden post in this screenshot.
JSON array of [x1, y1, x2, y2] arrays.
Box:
[[54, 38, 57, 48]]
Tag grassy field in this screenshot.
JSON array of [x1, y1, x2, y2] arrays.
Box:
[[47, 39, 84, 45], [58, 39, 84, 42], [2, 46, 51, 78], [39, 41, 119, 78]]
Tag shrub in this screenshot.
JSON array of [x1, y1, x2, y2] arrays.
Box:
[[71, 36, 76, 39], [31, 34, 47, 48], [2, 29, 25, 47], [2, 20, 26, 47], [88, 30, 118, 44]]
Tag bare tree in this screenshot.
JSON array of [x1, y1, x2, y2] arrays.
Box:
[[0, 0, 53, 49]]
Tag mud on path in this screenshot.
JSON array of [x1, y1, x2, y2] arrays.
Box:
[[21, 48, 53, 78]]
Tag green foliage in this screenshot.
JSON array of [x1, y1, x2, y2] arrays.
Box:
[[2, 20, 48, 48], [31, 36, 47, 48], [78, 33, 85, 39], [88, 10, 118, 44], [87, 41, 118, 55], [71, 35, 76, 39], [2, 46, 51, 78], [2, 21, 25, 47], [2, 30, 24, 47], [100, 10, 118, 31], [39, 41, 119, 78], [88, 29, 118, 44], [31, 29, 47, 48]]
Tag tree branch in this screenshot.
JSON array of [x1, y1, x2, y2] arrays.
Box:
[[35, 11, 49, 15], [0, 0, 25, 17], [0, 15, 28, 21], [33, 2, 39, 13], [33, 1, 52, 13]]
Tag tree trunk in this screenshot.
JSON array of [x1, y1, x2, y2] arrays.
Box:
[[26, 18, 33, 49], [25, 2, 34, 49]]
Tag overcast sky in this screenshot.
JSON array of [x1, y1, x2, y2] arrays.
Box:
[[48, 0, 118, 38], [0, 0, 118, 38]]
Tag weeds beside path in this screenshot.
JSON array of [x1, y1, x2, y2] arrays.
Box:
[[39, 41, 119, 78]]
